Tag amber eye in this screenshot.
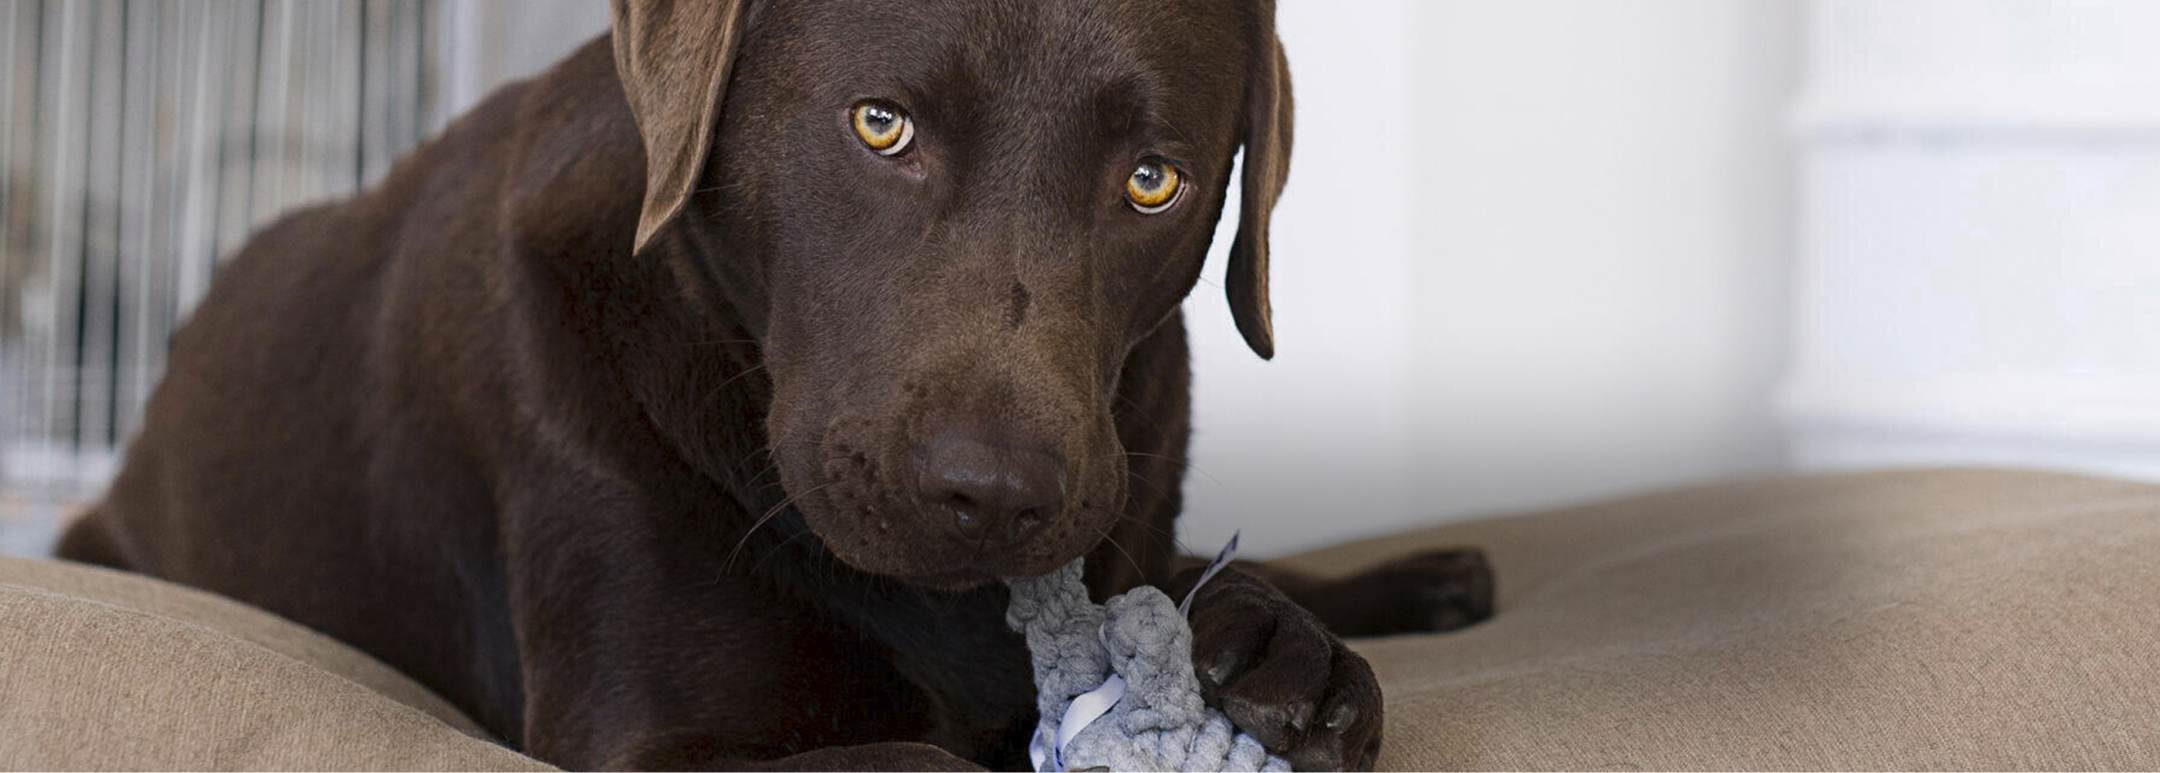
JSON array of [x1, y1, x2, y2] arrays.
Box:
[[851, 101, 914, 156], [1125, 159, 1182, 213]]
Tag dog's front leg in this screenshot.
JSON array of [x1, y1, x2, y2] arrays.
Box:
[[601, 736, 981, 771], [1210, 550, 1497, 638], [503, 491, 984, 771]]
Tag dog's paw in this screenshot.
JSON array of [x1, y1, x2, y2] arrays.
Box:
[[1182, 567, 1384, 771], [1327, 547, 1496, 637]]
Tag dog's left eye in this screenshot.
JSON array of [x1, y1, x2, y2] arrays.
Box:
[[851, 101, 914, 156], [1125, 159, 1182, 214]]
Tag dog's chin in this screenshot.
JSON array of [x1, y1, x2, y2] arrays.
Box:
[[819, 542, 1083, 591], [888, 566, 1002, 592], [799, 515, 1092, 590]]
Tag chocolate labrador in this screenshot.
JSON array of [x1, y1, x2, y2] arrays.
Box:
[[55, 1, 1492, 769]]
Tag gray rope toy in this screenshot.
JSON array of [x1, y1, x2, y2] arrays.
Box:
[[1005, 535, 1291, 772]]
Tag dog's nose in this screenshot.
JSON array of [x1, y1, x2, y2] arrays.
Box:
[[915, 429, 1063, 548]]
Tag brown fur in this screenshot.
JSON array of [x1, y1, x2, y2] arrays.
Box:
[[57, 1, 1491, 769]]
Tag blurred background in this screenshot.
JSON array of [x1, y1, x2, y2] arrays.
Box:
[[3, 1, 2157, 558]]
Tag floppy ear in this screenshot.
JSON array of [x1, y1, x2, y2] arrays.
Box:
[[1227, 16, 1294, 360], [610, 0, 752, 254]]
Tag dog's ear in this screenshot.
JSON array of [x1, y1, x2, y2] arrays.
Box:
[[1227, 14, 1293, 360], [610, 0, 752, 254]]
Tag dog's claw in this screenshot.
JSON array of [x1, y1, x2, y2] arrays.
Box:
[[1323, 700, 1357, 732], [1203, 650, 1240, 690], [1284, 700, 1315, 735]]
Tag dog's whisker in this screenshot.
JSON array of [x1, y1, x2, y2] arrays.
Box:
[[748, 528, 817, 575], [746, 460, 785, 489], [1112, 517, 1189, 565], [1125, 469, 1170, 500], [752, 478, 788, 494], [1115, 513, 1195, 558], [679, 337, 762, 348], [730, 443, 773, 475], [1112, 393, 1158, 423], [706, 362, 770, 401], [1087, 523, 1148, 580], [1125, 451, 1220, 487], [723, 480, 837, 573], [734, 446, 785, 487], [1122, 451, 1186, 464]]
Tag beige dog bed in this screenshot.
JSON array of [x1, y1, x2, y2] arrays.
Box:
[[3, 469, 2156, 770]]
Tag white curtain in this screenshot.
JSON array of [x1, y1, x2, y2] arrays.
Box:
[[0, 0, 438, 500]]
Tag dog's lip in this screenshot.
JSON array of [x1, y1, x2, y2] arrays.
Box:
[[786, 478, 1097, 587], [887, 550, 1076, 588], [800, 526, 1003, 587], [893, 565, 1000, 590]]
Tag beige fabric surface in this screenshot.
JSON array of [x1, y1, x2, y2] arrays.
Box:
[[1288, 468, 2160, 771], [0, 556, 550, 771], [2, 468, 2156, 770]]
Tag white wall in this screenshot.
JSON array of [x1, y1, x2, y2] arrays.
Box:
[[1178, 1, 1424, 555], [1780, 0, 2160, 482], [1182, 1, 1802, 555]]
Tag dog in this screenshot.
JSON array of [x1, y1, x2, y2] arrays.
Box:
[[55, 1, 1493, 769]]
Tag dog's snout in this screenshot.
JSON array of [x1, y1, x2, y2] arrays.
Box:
[[915, 429, 1063, 548]]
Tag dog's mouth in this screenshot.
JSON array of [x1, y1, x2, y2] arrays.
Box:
[[795, 498, 1097, 586], [773, 452, 1118, 587]]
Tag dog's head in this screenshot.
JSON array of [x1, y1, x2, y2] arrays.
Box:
[[611, 0, 1290, 585]]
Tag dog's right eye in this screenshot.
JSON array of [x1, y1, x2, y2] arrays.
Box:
[[851, 101, 914, 156], [1125, 159, 1182, 214]]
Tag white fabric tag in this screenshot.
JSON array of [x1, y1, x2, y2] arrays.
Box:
[[1178, 531, 1241, 617], [1034, 674, 1126, 771]]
